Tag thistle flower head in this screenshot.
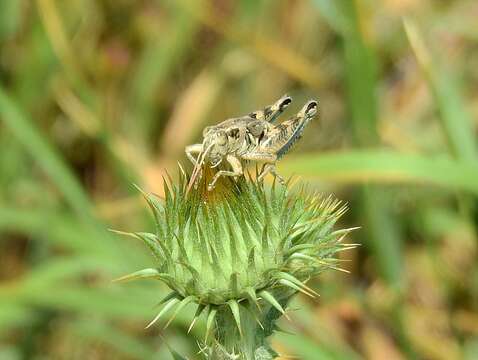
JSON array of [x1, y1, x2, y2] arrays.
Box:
[[115, 169, 356, 359]]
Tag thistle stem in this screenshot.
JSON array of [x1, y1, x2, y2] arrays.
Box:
[[209, 303, 282, 360]]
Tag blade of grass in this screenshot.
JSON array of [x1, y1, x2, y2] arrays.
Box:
[[0, 305, 35, 334], [0, 87, 92, 218], [159, 69, 224, 159], [275, 332, 360, 360], [404, 19, 478, 301], [0, 0, 22, 40], [0, 89, 140, 265], [72, 319, 155, 359], [313, 0, 402, 286], [34, 2, 139, 190], [404, 18, 477, 162], [0, 206, 150, 268], [313, 2, 414, 356], [175, 0, 321, 88], [53, 79, 142, 191], [311, 0, 349, 34], [280, 151, 478, 194], [12, 19, 57, 109], [127, 3, 198, 143], [35, 0, 93, 103]]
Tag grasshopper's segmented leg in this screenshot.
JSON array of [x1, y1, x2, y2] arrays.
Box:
[[240, 152, 284, 183], [258, 163, 285, 184], [208, 155, 243, 191], [249, 94, 292, 123], [274, 100, 318, 159], [185, 143, 203, 165], [241, 152, 277, 163]]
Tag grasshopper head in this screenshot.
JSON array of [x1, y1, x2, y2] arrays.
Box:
[[203, 129, 228, 166], [186, 128, 228, 194]]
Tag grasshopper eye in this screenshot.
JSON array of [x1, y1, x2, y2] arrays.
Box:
[[247, 121, 264, 137]]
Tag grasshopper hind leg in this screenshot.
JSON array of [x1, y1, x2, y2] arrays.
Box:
[[275, 100, 318, 160], [258, 163, 285, 185], [240, 152, 285, 184], [249, 94, 292, 123]]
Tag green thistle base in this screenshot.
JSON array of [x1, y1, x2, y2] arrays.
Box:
[[114, 169, 356, 359]]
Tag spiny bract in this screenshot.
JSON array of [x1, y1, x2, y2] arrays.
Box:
[[114, 169, 356, 358]]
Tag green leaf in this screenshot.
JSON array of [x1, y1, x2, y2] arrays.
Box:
[[187, 304, 206, 334], [205, 306, 217, 342], [160, 334, 190, 360], [245, 287, 260, 310], [229, 273, 240, 297], [227, 300, 242, 337], [278, 279, 314, 298], [112, 268, 162, 283], [168, 349, 189, 360], [276, 272, 318, 297], [110, 230, 166, 261], [259, 290, 285, 316], [145, 297, 180, 329], [164, 295, 196, 329], [154, 292, 181, 309]]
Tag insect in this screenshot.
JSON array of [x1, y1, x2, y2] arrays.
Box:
[[185, 94, 318, 192]]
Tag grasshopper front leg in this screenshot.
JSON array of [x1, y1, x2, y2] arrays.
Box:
[[208, 155, 243, 191], [185, 143, 205, 189]]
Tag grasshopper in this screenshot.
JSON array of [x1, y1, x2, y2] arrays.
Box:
[[186, 94, 318, 192]]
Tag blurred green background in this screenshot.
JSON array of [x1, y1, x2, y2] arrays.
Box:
[[1, 0, 478, 359]]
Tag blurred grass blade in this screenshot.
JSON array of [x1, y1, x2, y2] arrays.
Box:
[[314, 0, 378, 145], [0, 305, 35, 333], [36, 0, 95, 105], [127, 4, 198, 142], [175, 0, 321, 88], [0, 87, 93, 218], [281, 151, 478, 195], [341, 5, 378, 145], [275, 332, 360, 360], [404, 18, 477, 162], [312, 0, 403, 288], [0, 0, 22, 40], [159, 69, 224, 159], [311, 4, 414, 353], [11, 20, 57, 108], [311, 0, 349, 36], [0, 207, 148, 265], [72, 319, 155, 359]]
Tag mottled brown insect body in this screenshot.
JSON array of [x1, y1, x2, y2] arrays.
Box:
[[186, 95, 318, 191]]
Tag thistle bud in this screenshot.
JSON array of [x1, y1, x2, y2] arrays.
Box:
[[114, 169, 356, 359]]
